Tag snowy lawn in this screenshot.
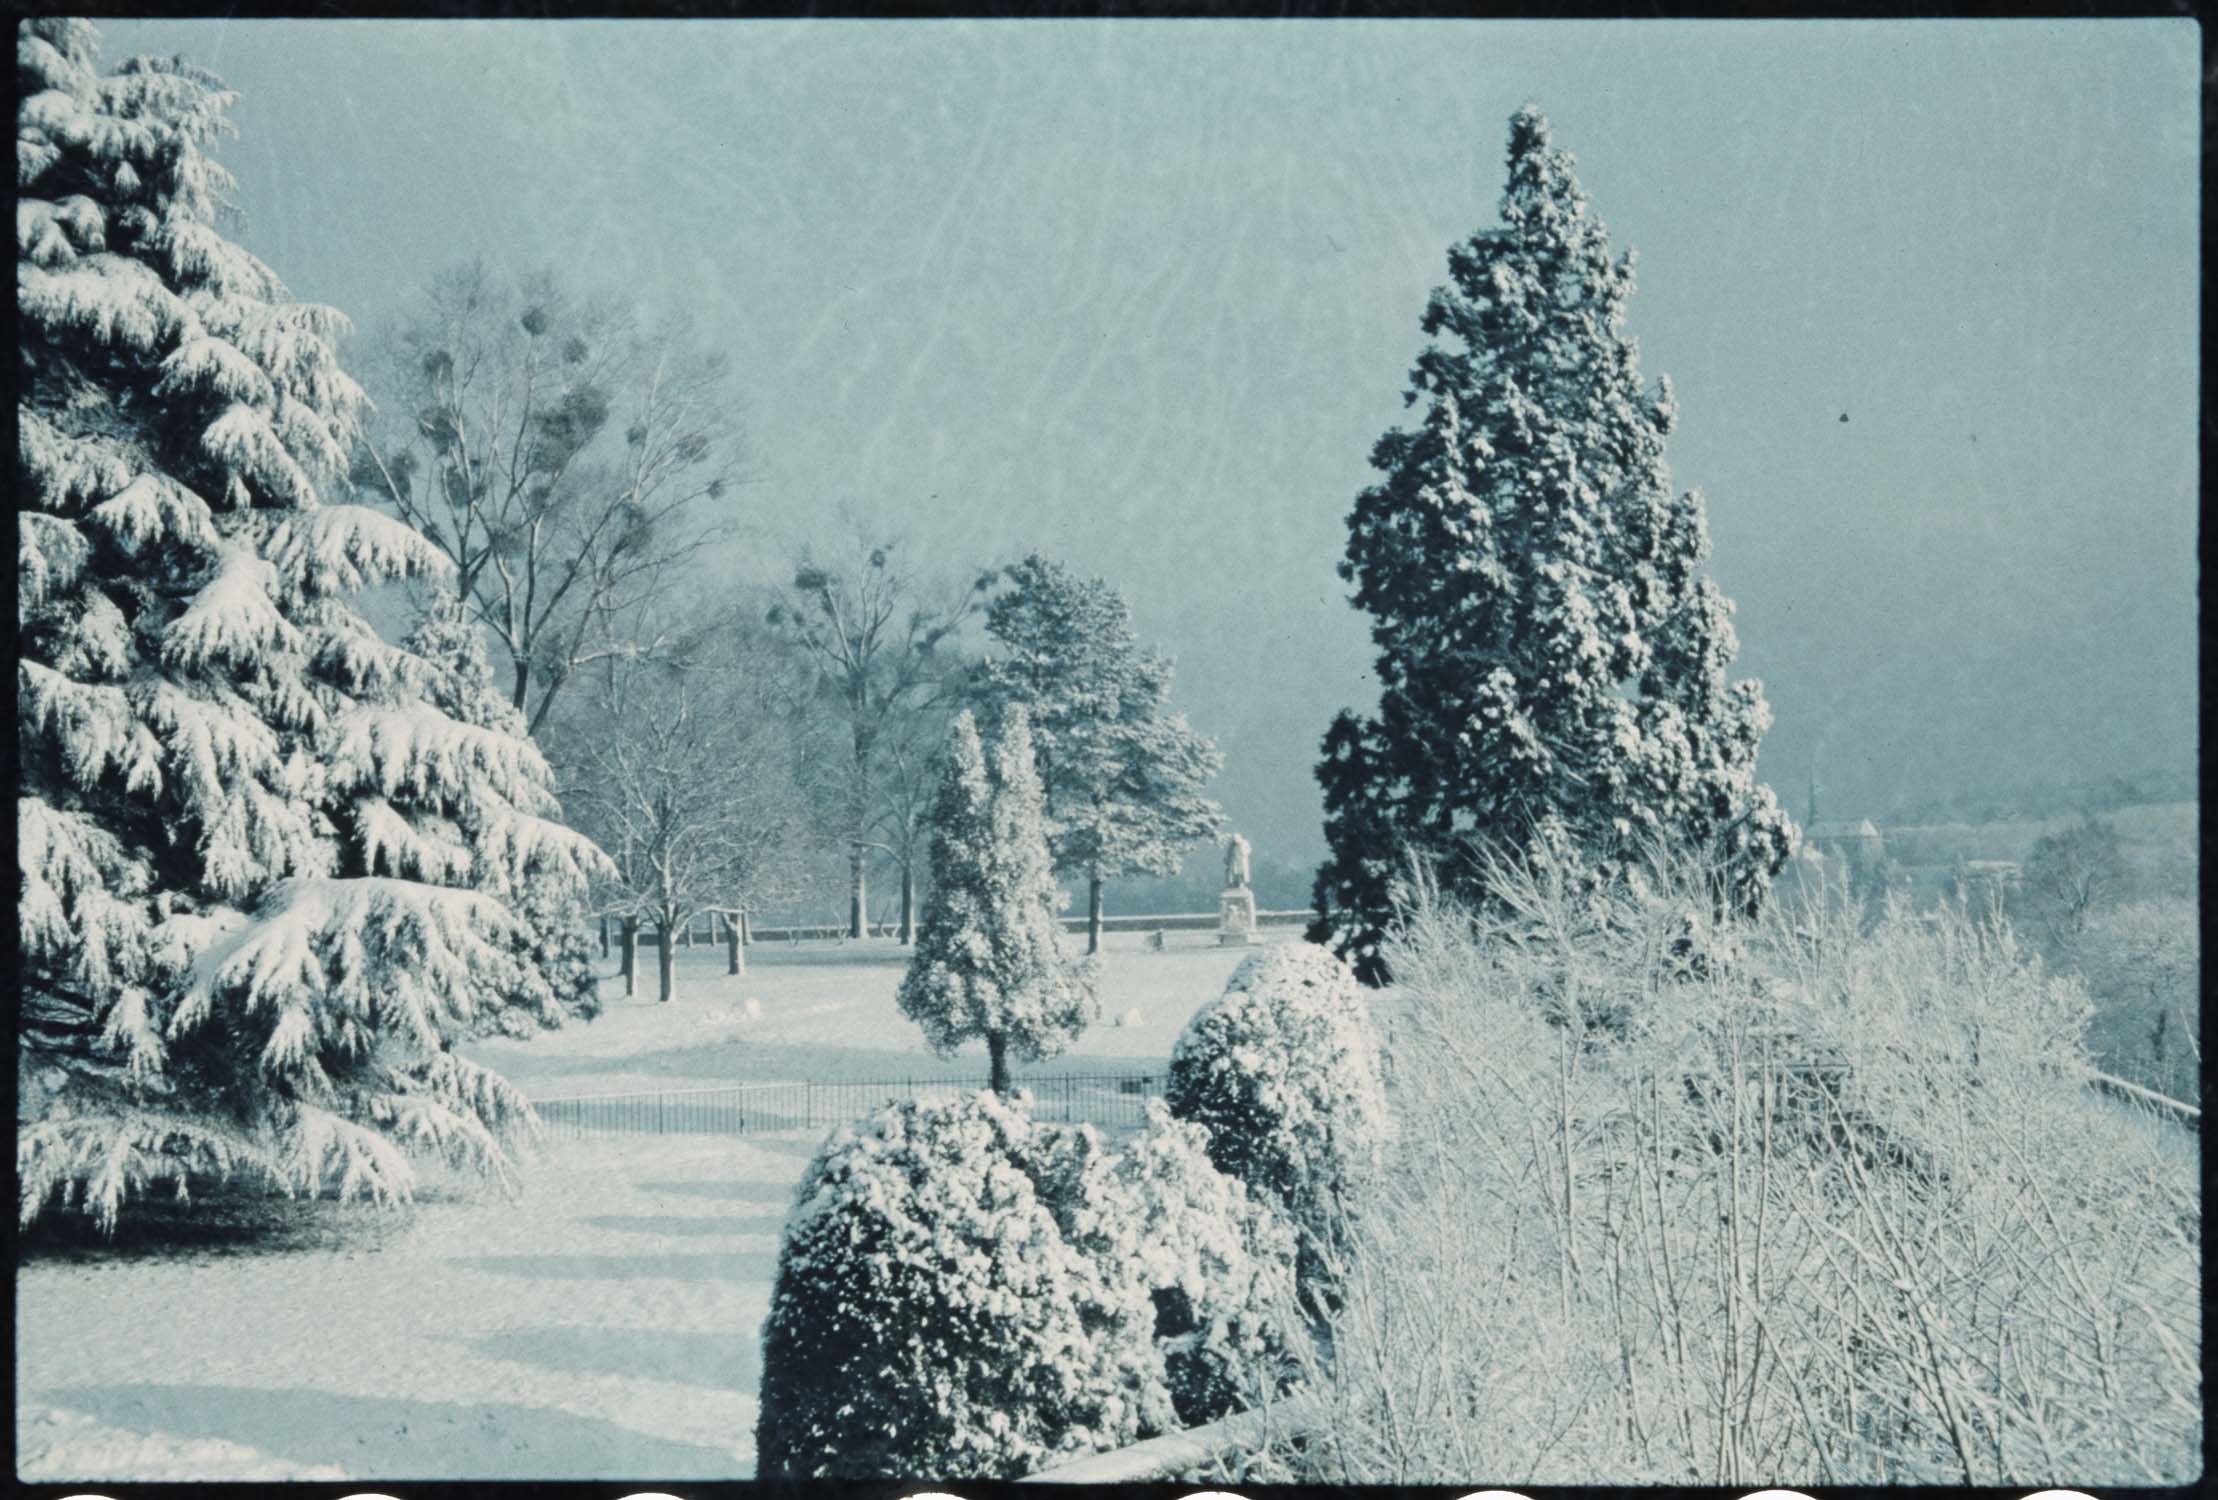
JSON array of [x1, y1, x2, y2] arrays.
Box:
[[17, 929, 1286, 1481], [19, 1133, 811, 1481], [469, 927, 1294, 1099]]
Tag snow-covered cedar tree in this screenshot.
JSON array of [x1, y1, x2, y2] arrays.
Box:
[[973, 554, 1225, 953], [1037, 1100, 1303, 1428], [1311, 106, 1793, 983], [16, 20, 607, 1231], [754, 1089, 1164, 1480], [898, 706, 1098, 1094], [399, 595, 599, 1029], [1167, 943, 1389, 1295]]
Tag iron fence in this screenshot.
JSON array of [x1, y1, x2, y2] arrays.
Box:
[[534, 1071, 1167, 1141]]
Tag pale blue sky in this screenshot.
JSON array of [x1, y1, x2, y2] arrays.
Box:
[[106, 18, 2201, 859]]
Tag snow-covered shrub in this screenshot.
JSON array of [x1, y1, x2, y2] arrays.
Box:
[[1056, 1101, 1303, 1426], [757, 1090, 1305, 1478], [1166, 942, 1389, 1290], [754, 1090, 1159, 1480]]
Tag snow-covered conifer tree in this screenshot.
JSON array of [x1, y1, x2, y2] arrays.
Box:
[[897, 707, 1097, 1094], [975, 554, 1225, 953], [1312, 106, 1794, 981], [16, 20, 605, 1230], [399, 595, 599, 1031]]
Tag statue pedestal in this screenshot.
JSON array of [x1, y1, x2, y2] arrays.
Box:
[[1218, 888, 1260, 946]]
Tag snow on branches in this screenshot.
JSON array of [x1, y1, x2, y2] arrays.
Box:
[[1313, 106, 1793, 980], [897, 707, 1098, 1093], [16, 19, 594, 1230], [755, 1089, 1300, 1480]]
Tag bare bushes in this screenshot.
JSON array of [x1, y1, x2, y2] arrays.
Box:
[[2076, 897, 2200, 1104], [1287, 855, 2199, 1486]]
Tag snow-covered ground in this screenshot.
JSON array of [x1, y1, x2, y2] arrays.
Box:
[[17, 928, 1285, 1481], [472, 928, 1287, 1099]]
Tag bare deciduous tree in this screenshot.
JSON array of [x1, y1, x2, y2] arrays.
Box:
[[2018, 814, 2129, 952], [552, 613, 812, 1002], [353, 262, 744, 736], [766, 526, 991, 939]]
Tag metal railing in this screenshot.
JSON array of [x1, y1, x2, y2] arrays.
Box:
[[534, 1071, 1167, 1140]]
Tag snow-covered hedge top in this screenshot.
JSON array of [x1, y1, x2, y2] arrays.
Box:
[[759, 1089, 1160, 1480], [1045, 1099, 1301, 1426], [758, 1089, 1303, 1480], [1167, 942, 1391, 1238]]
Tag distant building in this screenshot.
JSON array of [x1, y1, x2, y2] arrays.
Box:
[[1806, 818, 1886, 874], [1801, 756, 1885, 878]]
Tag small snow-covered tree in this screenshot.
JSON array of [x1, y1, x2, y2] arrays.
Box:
[[754, 1090, 1162, 1480], [16, 20, 606, 1230], [1167, 943, 1389, 1296], [974, 554, 1225, 953], [400, 595, 598, 1031], [1312, 106, 1792, 981], [898, 707, 1098, 1094]]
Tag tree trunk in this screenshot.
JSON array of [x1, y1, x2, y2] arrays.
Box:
[[900, 865, 916, 944], [1087, 873, 1105, 956], [727, 913, 744, 976], [987, 1032, 1010, 1097], [599, 914, 610, 957], [849, 847, 867, 939], [681, 919, 693, 949], [658, 922, 677, 1002], [511, 656, 531, 715], [740, 910, 751, 945], [621, 918, 639, 997]]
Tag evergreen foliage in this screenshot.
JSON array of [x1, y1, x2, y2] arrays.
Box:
[[975, 553, 1225, 950], [16, 20, 604, 1230], [897, 707, 1097, 1093], [1311, 106, 1793, 981], [1041, 1100, 1303, 1428], [755, 1089, 1299, 1480], [1167, 943, 1389, 1297], [399, 596, 599, 1031]]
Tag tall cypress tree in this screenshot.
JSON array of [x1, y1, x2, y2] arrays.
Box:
[[1312, 106, 1793, 981], [898, 707, 1096, 1094]]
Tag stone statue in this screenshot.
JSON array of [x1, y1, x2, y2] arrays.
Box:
[[1223, 832, 1252, 891], [1218, 834, 1258, 946]]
